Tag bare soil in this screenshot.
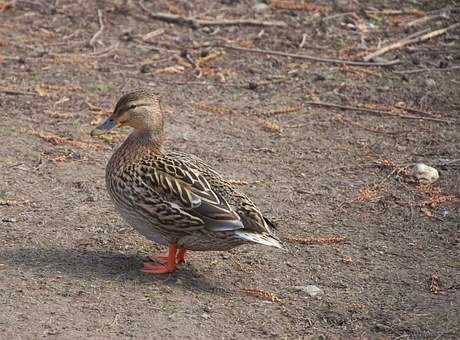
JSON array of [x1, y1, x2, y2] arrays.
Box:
[[1, 1, 459, 339]]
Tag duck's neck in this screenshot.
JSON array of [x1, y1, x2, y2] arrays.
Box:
[[114, 129, 165, 164], [131, 129, 164, 150]]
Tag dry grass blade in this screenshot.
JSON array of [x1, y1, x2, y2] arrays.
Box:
[[285, 235, 347, 245], [240, 288, 280, 302]]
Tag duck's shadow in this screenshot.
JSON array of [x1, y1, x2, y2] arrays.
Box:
[[1, 247, 226, 293]]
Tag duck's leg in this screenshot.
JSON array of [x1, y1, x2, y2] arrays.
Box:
[[141, 244, 177, 274], [176, 248, 187, 263]]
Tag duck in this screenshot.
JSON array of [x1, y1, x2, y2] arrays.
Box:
[[90, 89, 282, 274]]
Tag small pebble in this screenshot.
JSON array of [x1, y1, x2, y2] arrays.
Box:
[[2, 218, 16, 223], [292, 285, 323, 297], [424, 78, 436, 88], [411, 163, 439, 184], [253, 3, 270, 13]]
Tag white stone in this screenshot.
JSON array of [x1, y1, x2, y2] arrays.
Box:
[[411, 163, 439, 184], [253, 3, 270, 13], [292, 285, 323, 297]]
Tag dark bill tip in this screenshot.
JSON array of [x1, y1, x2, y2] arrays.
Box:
[[90, 117, 115, 137]]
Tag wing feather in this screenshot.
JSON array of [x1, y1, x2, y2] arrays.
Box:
[[131, 156, 244, 232]]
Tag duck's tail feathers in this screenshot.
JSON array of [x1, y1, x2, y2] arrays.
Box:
[[234, 231, 283, 249]]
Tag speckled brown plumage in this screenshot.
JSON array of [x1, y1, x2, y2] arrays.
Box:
[[91, 90, 281, 273]]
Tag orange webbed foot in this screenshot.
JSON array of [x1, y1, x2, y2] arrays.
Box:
[[140, 261, 176, 274], [148, 254, 169, 264], [177, 248, 187, 264], [140, 243, 178, 275]]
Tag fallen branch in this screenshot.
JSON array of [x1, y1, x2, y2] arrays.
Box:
[[393, 66, 460, 74], [139, 0, 286, 28], [0, 88, 36, 96], [364, 23, 459, 61], [89, 9, 104, 49], [304, 101, 459, 124], [221, 45, 400, 67]]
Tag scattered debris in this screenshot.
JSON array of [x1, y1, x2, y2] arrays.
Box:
[[334, 247, 353, 264], [411, 163, 439, 184], [139, 0, 287, 28], [241, 288, 280, 302], [363, 23, 459, 62], [357, 184, 384, 202], [284, 235, 347, 245]]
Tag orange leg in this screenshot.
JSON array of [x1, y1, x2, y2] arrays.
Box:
[[176, 248, 187, 263], [141, 244, 177, 274]]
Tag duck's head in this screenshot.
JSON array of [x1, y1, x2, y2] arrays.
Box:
[[90, 90, 163, 137]]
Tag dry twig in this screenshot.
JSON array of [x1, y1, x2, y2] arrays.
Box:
[[304, 101, 459, 124], [0, 88, 36, 96], [365, 9, 425, 16], [139, 0, 286, 28], [221, 45, 400, 67], [89, 9, 104, 50], [364, 23, 459, 61], [393, 66, 460, 75]]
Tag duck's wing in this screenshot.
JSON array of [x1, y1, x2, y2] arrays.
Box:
[[127, 154, 245, 233], [168, 152, 277, 236]]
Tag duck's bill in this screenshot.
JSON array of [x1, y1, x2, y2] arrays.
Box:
[[90, 117, 115, 137]]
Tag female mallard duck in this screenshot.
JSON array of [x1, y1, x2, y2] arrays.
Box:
[[91, 90, 281, 274]]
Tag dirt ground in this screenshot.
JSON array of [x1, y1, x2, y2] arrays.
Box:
[[1, 0, 459, 339]]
